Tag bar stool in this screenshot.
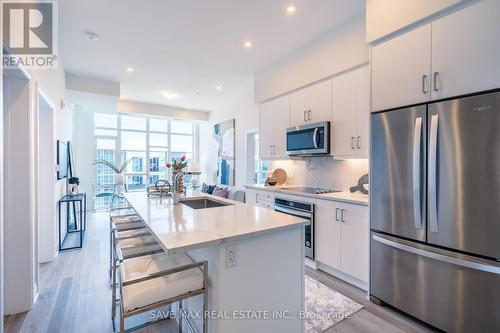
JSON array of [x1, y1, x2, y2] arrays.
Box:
[[111, 229, 164, 323], [109, 210, 147, 283], [116, 251, 208, 333]]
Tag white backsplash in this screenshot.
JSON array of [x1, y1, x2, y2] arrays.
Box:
[[268, 157, 369, 192]]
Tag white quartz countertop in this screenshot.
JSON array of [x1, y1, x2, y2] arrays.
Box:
[[245, 184, 369, 206], [124, 192, 308, 254]]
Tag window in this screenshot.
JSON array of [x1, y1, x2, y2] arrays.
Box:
[[94, 113, 197, 196], [254, 134, 269, 184], [246, 131, 268, 185]]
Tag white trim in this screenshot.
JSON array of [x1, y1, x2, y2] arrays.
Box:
[[316, 261, 368, 292]]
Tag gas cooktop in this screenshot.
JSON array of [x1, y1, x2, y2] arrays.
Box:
[[281, 187, 341, 195]]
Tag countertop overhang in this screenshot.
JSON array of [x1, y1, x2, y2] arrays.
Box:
[[124, 192, 308, 254]]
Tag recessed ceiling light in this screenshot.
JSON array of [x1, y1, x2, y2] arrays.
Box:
[[216, 86, 222, 91], [286, 5, 296, 14], [126, 67, 134, 72], [160, 90, 179, 99], [85, 31, 99, 41], [243, 41, 252, 48]]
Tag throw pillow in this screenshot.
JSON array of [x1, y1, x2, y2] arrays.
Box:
[[212, 186, 228, 198]]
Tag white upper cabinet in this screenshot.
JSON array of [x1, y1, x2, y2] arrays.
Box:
[[431, 0, 500, 100], [259, 95, 290, 159], [290, 80, 332, 127], [356, 66, 370, 158], [307, 80, 333, 124], [289, 87, 308, 127], [371, 0, 500, 111], [259, 101, 274, 159], [331, 65, 370, 158], [332, 70, 357, 156], [371, 24, 432, 112], [271, 95, 290, 158]]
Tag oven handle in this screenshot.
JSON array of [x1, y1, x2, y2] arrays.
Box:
[[275, 206, 313, 219]]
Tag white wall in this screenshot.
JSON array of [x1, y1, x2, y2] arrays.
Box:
[[254, 15, 368, 103], [70, 92, 119, 197], [201, 79, 259, 188], [29, 66, 72, 262], [117, 99, 209, 121], [202, 16, 371, 189], [366, 0, 475, 43], [71, 92, 209, 198]]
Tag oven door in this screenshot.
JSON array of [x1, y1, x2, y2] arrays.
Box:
[[275, 205, 314, 259], [286, 122, 329, 156]]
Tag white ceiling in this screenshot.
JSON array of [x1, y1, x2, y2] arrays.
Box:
[[60, 0, 364, 112]]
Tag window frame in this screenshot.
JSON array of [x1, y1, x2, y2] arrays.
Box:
[[94, 113, 198, 192]]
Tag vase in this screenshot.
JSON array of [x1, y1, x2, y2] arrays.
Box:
[[172, 170, 184, 193], [68, 184, 78, 195], [114, 173, 125, 185]]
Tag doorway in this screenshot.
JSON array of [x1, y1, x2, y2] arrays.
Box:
[[3, 64, 35, 315], [36, 88, 56, 265]]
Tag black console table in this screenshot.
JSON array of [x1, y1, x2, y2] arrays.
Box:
[[58, 193, 87, 251]]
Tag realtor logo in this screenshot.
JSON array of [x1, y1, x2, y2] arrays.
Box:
[[2, 0, 58, 68]]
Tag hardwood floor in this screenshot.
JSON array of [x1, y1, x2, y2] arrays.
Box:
[[4, 211, 437, 333]]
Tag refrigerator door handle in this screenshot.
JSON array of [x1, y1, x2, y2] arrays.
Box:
[[429, 114, 439, 232], [412, 117, 423, 229], [372, 234, 500, 275]]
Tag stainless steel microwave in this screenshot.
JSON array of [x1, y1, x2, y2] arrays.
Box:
[[286, 121, 330, 156]]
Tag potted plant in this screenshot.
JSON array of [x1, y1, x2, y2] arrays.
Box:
[[68, 176, 80, 195], [92, 159, 132, 191], [167, 155, 188, 193]]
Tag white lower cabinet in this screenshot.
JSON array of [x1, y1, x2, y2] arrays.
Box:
[[315, 200, 341, 270], [246, 189, 275, 209], [338, 202, 369, 283], [315, 199, 369, 284]]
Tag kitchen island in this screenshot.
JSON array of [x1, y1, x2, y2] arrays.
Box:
[[124, 192, 308, 333]]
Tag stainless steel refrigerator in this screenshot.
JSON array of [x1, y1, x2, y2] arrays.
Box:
[[370, 90, 500, 332]]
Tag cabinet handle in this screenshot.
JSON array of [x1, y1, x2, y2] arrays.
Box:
[[422, 74, 428, 94], [357, 136, 361, 149], [351, 137, 356, 150], [308, 110, 312, 121], [303, 111, 307, 122], [341, 209, 346, 222], [335, 208, 340, 221], [433, 72, 439, 91]]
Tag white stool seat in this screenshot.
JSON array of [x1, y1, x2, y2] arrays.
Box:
[[114, 221, 144, 231], [119, 243, 163, 259], [112, 215, 141, 224], [111, 207, 135, 216], [117, 228, 151, 239], [117, 235, 156, 247], [121, 253, 203, 313]]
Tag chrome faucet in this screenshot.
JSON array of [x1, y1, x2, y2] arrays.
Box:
[[173, 171, 201, 204]]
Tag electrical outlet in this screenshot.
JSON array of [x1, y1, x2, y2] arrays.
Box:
[[225, 244, 239, 268]]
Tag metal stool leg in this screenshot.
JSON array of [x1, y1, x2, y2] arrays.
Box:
[[178, 300, 183, 333]]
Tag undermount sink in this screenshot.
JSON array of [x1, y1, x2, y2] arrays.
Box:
[[180, 197, 232, 209]]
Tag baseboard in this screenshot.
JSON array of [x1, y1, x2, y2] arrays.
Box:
[[316, 261, 368, 292]]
